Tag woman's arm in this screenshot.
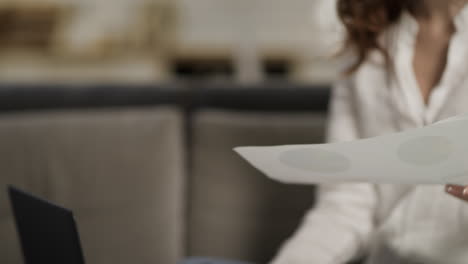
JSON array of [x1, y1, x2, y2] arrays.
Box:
[[270, 81, 378, 264]]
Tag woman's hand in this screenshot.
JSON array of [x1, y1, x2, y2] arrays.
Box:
[[446, 185, 468, 202]]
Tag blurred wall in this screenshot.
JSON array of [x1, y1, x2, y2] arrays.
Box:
[[0, 0, 342, 84], [175, 0, 342, 83]]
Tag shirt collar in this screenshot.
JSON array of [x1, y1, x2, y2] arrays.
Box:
[[454, 3, 468, 32], [400, 3, 468, 37], [390, 4, 468, 126]]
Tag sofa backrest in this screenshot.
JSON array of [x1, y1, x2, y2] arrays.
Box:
[[0, 107, 186, 264], [187, 110, 326, 263]]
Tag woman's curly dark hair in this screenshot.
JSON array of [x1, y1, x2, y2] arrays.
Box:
[[337, 0, 419, 73]]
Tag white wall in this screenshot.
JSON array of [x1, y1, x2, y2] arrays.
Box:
[[176, 0, 338, 48], [175, 0, 342, 82], [0, 0, 342, 83]]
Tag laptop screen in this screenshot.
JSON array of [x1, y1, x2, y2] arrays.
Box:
[[8, 186, 85, 264]]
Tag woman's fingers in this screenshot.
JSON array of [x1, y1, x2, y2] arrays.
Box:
[[446, 185, 468, 202]]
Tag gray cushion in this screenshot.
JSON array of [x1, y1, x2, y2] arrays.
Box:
[[188, 110, 326, 263], [0, 107, 185, 264]]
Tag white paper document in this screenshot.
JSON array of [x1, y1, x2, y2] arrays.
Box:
[[234, 114, 468, 185]]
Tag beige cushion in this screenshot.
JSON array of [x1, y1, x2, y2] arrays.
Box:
[[0, 107, 185, 264], [188, 110, 326, 263]]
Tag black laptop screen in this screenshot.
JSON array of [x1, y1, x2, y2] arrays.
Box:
[[8, 186, 85, 264]]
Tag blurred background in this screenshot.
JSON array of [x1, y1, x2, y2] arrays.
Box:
[[0, 1, 346, 264], [0, 0, 341, 84]]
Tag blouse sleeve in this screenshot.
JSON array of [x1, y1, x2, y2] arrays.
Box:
[[269, 80, 378, 264]]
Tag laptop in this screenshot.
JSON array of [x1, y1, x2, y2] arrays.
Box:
[[8, 186, 85, 264], [8, 186, 253, 264]]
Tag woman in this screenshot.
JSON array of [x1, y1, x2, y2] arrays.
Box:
[[271, 0, 468, 263]]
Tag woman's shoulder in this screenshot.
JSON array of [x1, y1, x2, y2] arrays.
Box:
[[338, 55, 390, 91]]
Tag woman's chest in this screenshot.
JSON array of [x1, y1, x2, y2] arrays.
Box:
[[351, 66, 468, 138]]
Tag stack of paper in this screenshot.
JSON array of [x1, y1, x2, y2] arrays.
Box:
[[234, 114, 468, 185]]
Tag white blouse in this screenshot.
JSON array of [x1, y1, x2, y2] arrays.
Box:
[[271, 6, 468, 264]]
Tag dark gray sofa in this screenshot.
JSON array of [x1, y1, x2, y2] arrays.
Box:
[[0, 83, 330, 264]]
